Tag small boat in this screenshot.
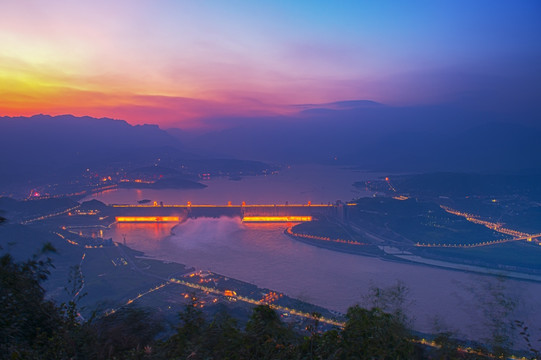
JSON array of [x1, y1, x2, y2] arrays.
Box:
[[138, 199, 151, 204]]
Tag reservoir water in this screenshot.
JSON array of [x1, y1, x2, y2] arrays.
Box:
[[86, 164, 374, 205], [85, 165, 541, 342]]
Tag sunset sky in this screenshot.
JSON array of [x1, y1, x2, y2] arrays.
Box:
[[1, 1, 540, 128]]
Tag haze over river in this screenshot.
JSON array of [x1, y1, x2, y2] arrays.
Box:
[[86, 165, 541, 341]]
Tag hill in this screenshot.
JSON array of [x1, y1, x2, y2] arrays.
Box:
[[0, 115, 273, 195], [0, 115, 188, 185], [168, 102, 541, 172]]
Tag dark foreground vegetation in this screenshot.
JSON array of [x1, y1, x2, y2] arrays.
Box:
[[2, 243, 536, 359]]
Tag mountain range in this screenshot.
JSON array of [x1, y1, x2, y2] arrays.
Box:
[[168, 101, 541, 172], [1, 101, 540, 191]]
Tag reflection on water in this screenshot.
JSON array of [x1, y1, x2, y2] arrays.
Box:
[[83, 164, 377, 205], [108, 223, 177, 252], [95, 165, 541, 341], [104, 217, 541, 340]]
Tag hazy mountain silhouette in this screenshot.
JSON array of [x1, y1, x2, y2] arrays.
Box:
[[168, 102, 541, 172], [0, 115, 192, 186], [2, 103, 540, 191], [0, 114, 276, 190]]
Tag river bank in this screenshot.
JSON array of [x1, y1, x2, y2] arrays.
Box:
[[286, 224, 541, 283]]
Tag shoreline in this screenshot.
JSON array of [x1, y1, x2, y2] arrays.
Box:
[[285, 228, 541, 283], [100, 218, 541, 345]]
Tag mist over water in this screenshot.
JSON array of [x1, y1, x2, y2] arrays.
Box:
[[96, 165, 541, 342], [171, 217, 245, 251], [106, 216, 541, 341]]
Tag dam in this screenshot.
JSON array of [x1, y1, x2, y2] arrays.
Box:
[[111, 202, 351, 223]]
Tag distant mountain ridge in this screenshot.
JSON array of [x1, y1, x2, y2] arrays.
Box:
[[0, 114, 180, 149], [0, 114, 189, 187], [167, 102, 541, 172], [0, 114, 274, 194], [2, 104, 540, 192]]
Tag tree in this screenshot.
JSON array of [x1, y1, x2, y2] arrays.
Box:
[[363, 281, 412, 327], [470, 276, 518, 358], [92, 306, 163, 359], [199, 308, 243, 359], [0, 243, 68, 359], [342, 305, 414, 359], [161, 294, 207, 359], [243, 305, 298, 359]]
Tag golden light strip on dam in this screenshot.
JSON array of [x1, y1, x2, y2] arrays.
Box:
[[115, 216, 180, 222], [111, 203, 350, 208], [242, 216, 312, 222]]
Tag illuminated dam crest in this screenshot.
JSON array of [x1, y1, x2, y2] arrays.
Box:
[[111, 202, 350, 223], [242, 216, 312, 222], [115, 216, 180, 223]]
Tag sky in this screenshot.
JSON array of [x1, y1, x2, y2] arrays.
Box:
[[0, 1, 540, 128]]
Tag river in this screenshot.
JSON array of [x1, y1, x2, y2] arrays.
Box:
[[85, 164, 541, 342], [85, 164, 374, 205]]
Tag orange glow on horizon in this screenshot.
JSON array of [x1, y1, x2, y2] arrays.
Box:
[[0, 70, 297, 128]]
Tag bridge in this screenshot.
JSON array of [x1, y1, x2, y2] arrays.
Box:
[[111, 202, 352, 223]]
